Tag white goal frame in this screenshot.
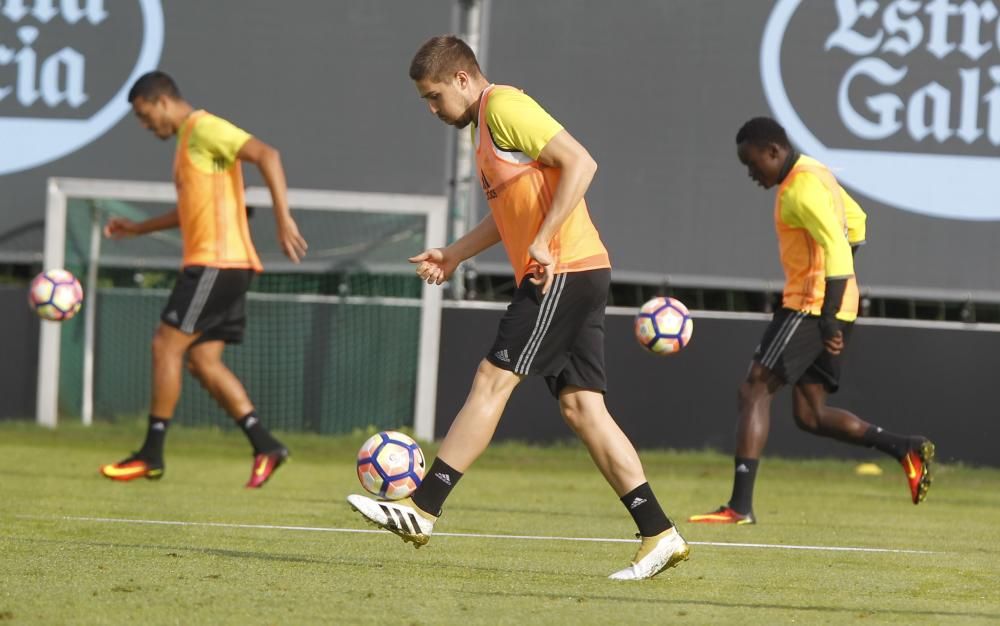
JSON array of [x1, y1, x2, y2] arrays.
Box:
[[39, 177, 447, 441]]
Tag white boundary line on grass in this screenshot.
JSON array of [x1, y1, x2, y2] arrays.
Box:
[[51, 515, 937, 555]]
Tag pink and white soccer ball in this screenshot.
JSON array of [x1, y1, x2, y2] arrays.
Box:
[[356, 430, 426, 500], [634, 296, 693, 355], [28, 269, 84, 322]]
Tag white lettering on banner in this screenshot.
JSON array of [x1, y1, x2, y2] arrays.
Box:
[[0, 0, 164, 176], [2, 0, 108, 25], [0, 26, 88, 107], [836, 57, 907, 139], [763, 0, 1000, 220]]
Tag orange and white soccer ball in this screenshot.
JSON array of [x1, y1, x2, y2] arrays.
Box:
[[356, 431, 426, 500], [634, 296, 693, 355], [28, 269, 84, 322]]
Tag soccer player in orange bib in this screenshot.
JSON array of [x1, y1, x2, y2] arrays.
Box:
[[99, 71, 307, 488], [689, 117, 934, 525], [347, 36, 688, 580]]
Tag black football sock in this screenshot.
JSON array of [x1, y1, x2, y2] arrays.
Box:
[[236, 411, 283, 454], [727, 457, 760, 515], [411, 458, 463, 516], [137, 415, 170, 462], [862, 425, 915, 461], [621, 483, 673, 537]]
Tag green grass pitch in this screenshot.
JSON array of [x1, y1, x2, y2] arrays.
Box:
[[2, 420, 999, 625]]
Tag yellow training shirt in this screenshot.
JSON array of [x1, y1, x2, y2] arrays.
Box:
[[471, 87, 564, 159], [174, 110, 261, 271], [473, 85, 610, 284], [183, 113, 252, 174], [775, 155, 865, 321]]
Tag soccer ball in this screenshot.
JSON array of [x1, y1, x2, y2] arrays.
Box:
[[28, 269, 84, 322], [634, 296, 693, 355], [356, 431, 426, 500]]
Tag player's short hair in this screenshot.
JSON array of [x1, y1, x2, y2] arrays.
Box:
[[736, 117, 791, 148], [409, 35, 483, 82], [128, 71, 181, 104]]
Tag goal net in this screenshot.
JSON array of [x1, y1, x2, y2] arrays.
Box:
[[38, 178, 446, 440]]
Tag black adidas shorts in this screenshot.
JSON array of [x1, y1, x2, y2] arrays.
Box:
[[753, 307, 854, 392], [486, 269, 610, 397], [161, 266, 254, 344]]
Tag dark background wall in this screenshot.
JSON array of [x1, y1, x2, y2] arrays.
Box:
[[5, 294, 996, 468], [0, 286, 40, 419], [435, 305, 998, 467]]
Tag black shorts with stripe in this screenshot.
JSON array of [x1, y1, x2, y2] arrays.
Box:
[[486, 269, 610, 397], [161, 266, 254, 344], [753, 307, 853, 392]]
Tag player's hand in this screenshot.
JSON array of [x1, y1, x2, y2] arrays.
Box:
[[527, 239, 555, 294], [103, 217, 141, 239], [277, 218, 308, 263], [823, 330, 844, 355], [819, 317, 844, 355], [408, 248, 457, 285]]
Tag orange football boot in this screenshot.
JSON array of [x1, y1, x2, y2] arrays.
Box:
[[901, 439, 935, 504], [100, 454, 164, 481], [245, 448, 289, 488], [688, 505, 756, 525]]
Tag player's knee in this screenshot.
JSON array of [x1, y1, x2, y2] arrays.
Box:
[[559, 393, 606, 433], [560, 404, 596, 433], [793, 411, 820, 433], [187, 352, 221, 382], [151, 328, 179, 363], [559, 397, 584, 431], [186, 354, 206, 381], [737, 381, 759, 411], [472, 359, 519, 395], [739, 367, 776, 410]]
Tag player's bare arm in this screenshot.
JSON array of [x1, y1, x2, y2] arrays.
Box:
[[103, 209, 180, 239], [530, 130, 598, 294], [237, 137, 308, 263], [409, 214, 501, 285]]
